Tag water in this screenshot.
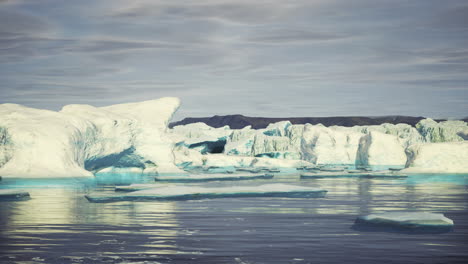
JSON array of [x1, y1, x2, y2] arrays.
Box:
[[1, 174, 468, 263]]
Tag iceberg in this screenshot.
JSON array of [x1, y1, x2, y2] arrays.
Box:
[[85, 183, 327, 203], [0, 97, 183, 178], [354, 212, 454, 232], [154, 173, 273, 182], [0, 189, 31, 201], [2, 95, 466, 179]]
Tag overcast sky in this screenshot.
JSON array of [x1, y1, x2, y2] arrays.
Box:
[[1, 0, 467, 120]]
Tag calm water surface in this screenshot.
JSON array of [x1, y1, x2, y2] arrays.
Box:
[[1, 174, 468, 264]]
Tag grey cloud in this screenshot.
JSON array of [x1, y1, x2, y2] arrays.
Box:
[[0, 9, 50, 34], [432, 5, 468, 29], [1, 0, 467, 119], [112, 1, 292, 24], [64, 39, 182, 53], [247, 29, 351, 44]]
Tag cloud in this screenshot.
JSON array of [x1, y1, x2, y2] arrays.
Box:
[[431, 5, 468, 29], [246, 29, 351, 44], [109, 0, 296, 25], [0, 0, 467, 119]]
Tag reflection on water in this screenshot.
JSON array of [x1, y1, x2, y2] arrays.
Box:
[[1, 173, 468, 263]]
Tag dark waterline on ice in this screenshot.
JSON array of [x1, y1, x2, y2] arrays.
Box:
[[1, 173, 468, 263]]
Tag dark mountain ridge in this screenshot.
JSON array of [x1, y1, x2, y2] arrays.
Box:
[[169, 114, 462, 129]]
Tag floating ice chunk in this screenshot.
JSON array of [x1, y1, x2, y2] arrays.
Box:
[[155, 173, 273, 183], [86, 183, 327, 203], [300, 171, 407, 179], [354, 212, 454, 232], [0, 189, 30, 201], [235, 167, 262, 173], [115, 184, 170, 192]]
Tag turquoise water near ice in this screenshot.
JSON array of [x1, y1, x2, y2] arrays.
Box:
[[1, 171, 468, 263]]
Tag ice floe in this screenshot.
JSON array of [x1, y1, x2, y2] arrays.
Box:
[[354, 211, 454, 232], [0, 189, 31, 201], [86, 183, 327, 203]]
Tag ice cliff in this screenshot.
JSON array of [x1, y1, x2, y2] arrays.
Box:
[[1, 97, 467, 178], [0, 98, 182, 177]]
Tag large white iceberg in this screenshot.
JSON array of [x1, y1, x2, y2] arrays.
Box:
[[0, 97, 183, 178]]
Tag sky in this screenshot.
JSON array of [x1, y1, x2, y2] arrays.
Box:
[[0, 0, 467, 121]]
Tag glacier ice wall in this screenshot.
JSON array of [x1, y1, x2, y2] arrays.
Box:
[[2, 96, 467, 178], [171, 118, 468, 172], [403, 141, 468, 173]]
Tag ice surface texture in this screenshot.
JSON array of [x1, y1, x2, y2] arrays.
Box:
[[86, 183, 327, 203]]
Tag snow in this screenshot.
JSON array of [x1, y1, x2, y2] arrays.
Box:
[[85, 183, 328, 202], [403, 141, 468, 173], [0, 97, 182, 178], [355, 212, 454, 230]]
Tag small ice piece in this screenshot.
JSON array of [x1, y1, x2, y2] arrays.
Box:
[[154, 173, 273, 183], [85, 183, 327, 203], [319, 167, 346, 172], [0, 189, 31, 201], [256, 167, 281, 173], [300, 171, 407, 179], [115, 184, 165, 192], [354, 212, 454, 232], [235, 167, 261, 173]]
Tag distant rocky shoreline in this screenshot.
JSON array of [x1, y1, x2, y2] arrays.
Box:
[[170, 115, 468, 129]]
